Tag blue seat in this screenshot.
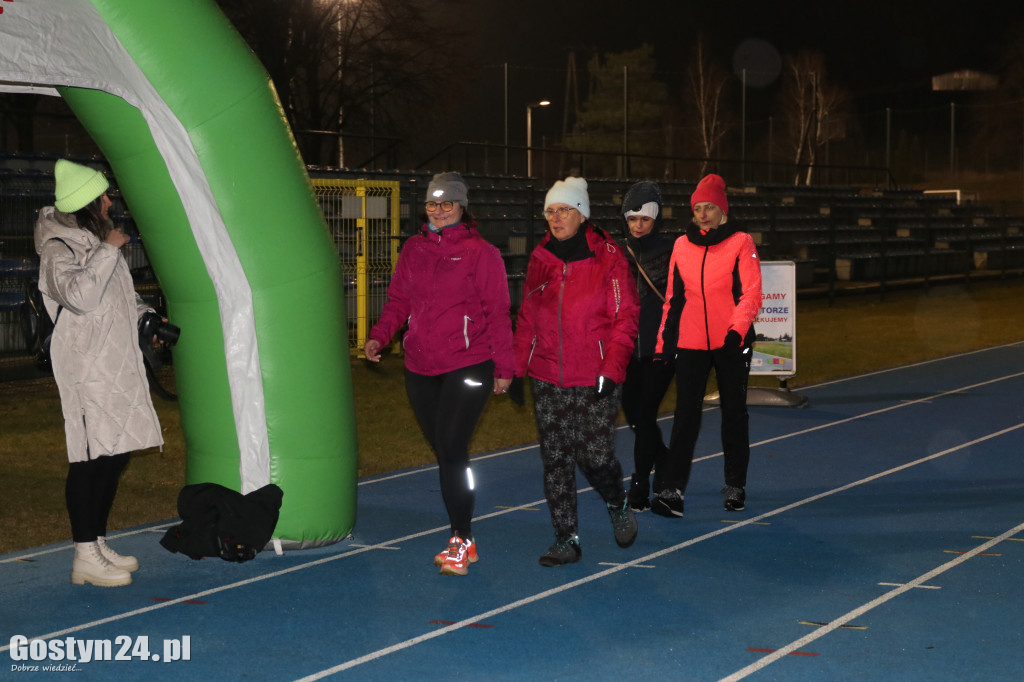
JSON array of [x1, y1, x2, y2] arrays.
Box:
[[0, 291, 25, 312]]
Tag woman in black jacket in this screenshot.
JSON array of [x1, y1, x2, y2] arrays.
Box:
[[619, 181, 678, 516]]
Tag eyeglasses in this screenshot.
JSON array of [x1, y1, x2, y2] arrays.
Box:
[[542, 207, 577, 220], [425, 200, 455, 212]]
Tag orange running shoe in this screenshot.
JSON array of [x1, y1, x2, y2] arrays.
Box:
[[437, 536, 477, 576]]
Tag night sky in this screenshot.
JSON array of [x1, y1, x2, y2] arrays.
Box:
[[430, 0, 1024, 150]]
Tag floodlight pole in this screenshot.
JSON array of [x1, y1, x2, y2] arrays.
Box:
[[503, 62, 509, 174], [741, 68, 747, 184], [526, 100, 550, 177]]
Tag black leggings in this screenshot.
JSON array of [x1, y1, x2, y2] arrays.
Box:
[[66, 453, 130, 543], [405, 360, 494, 539], [621, 356, 675, 485], [666, 341, 752, 493]]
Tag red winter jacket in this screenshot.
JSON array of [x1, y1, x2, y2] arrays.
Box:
[[514, 224, 639, 387], [655, 221, 762, 353], [369, 221, 515, 378]]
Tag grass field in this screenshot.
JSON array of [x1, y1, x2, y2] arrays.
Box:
[[752, 341, 793, 359], [2, 276, 1023, 555]]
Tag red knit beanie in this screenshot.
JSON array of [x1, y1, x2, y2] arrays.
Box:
[[690, 174, 728, 214]]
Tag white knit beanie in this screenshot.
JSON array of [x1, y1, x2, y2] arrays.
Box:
[[624, 201, 659, 220], [544, 176, 590, 219]]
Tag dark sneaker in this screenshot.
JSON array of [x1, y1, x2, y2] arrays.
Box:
[[651, 488, 684, 518], [607, 499, 638, 548], [539, 536, 582, 567], [627, 474, 650, 513], [722, 485, 746, 511]]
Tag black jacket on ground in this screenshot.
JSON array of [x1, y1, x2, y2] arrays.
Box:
[[160, 482, 283, 562]]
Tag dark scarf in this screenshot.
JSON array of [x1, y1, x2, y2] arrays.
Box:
[[545, 223, 595, 263], [686, 219, 743, 246]]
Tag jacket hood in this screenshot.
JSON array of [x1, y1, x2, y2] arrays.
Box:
[[34, 206, 97, 255], [621, 181, 664, 239], [417, 219, 478, 241]]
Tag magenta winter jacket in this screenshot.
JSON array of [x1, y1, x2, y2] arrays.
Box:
[[514, 225, 639, 387], [369, 221, 515, 378]]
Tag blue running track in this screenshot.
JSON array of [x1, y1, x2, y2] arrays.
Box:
[[2, 342, 1023, 680]]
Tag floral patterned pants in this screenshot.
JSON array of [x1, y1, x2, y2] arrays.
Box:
[[531, 378, 626, 539]]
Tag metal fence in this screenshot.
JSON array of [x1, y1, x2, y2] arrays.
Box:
[[312, 178, 400, 351]]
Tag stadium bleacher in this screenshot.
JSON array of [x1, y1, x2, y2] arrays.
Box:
[[3, 158, 1022, 363]]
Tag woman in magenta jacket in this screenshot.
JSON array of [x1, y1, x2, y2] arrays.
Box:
[[654, 174, 762, 515], [513, 176, 640, 566], [365, 172, 514, 577]]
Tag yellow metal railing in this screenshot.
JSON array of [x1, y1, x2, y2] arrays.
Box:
[[311, 178, 400, 354]]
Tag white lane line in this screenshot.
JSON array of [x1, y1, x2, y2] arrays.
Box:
[[360, 368, 1024, 481], [796, 340, 1024, 391], [292, 422, 1024, 681], [720, 520, 1024, 682], [0, 522, 177, 564], [0, 498, 549, 653], [10, 368, 1015, 563], [691, 370, 1024, 464], [3, 372, 1020, 656]]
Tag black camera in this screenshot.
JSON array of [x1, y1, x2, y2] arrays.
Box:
[[138, 311, 180, 346]]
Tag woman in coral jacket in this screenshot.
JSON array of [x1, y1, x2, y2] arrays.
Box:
[[513, 176, 640, 567], [365, 172, 514, 577], [654, 174, 762, 515]]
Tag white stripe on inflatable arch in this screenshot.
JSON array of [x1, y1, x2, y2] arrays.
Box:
[[0, 0, 271, 492]]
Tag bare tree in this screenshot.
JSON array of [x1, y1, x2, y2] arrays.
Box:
[[970, 25, 1024, 173], [216, 0, 468, 167], [776, 50, 852, 185], [686, 37, 732, 176], [777, 51, 819, 184]]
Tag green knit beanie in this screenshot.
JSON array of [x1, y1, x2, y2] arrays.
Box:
[[54, 159, 109, 213]]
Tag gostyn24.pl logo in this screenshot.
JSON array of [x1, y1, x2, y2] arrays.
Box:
[[9, 635, 191, 667]]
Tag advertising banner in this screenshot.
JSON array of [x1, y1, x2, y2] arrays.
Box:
[[751, 261, 796, 377]]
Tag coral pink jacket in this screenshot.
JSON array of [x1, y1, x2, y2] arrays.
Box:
[[656, 222, 762, 353]]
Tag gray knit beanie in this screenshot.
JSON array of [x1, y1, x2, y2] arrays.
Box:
[[426, 172, 468, 207]]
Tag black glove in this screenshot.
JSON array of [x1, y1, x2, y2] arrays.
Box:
[[725, 330, 742, 349], [595, 375, 617, 399], [508, 376, 525, 406]]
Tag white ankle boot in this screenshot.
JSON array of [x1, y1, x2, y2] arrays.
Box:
[[72, 541, 132, 587], [97, 536, 139, 572]]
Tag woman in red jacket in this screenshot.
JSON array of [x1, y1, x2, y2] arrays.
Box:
[[654, 174, 762, 515], [514, 176, 640, 566], [365, 172, 514, 576]]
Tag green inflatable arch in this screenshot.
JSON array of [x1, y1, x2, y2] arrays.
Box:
[[0, 0, 357, 547]]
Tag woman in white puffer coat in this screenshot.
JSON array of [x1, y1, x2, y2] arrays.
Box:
[[35, 159, 163, 587]]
